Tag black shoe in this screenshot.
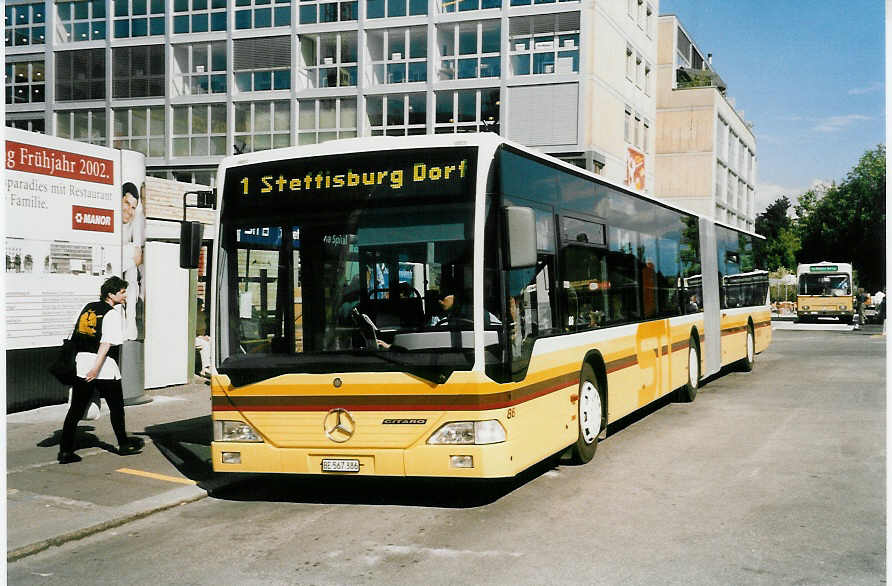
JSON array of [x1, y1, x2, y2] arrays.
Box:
[[118, 437, 144, 455], [58, 451, 82, 464]]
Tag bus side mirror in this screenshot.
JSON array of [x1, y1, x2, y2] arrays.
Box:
[[504, 206, 537, 269], [180, 221, 203, 269]]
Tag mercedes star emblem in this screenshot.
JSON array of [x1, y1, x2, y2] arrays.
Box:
[[323, 408, 355, 443]]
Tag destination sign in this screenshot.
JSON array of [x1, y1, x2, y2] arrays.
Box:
[[222, 147, 477, 217], [810, 265, 839, 272]]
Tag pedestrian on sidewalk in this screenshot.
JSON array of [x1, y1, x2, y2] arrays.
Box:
[[195, 298, 212, 378], [58, 276, 144, 464]]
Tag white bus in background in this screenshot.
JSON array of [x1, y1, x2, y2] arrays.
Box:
[[796, 262, 854, 324]]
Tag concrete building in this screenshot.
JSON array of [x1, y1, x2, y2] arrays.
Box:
[[5, 0, 658, 192], [654, 14, 756, 229]]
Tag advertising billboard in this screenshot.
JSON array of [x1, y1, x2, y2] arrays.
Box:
[[5, 128, 145, 350]]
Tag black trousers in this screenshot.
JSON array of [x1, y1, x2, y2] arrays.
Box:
[[60, 377, 128, 453]]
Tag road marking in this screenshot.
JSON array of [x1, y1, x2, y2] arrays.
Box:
[[116, 468, 196, 485]]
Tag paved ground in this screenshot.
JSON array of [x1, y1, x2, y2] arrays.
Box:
[[6, 378, 223, 560], [6, 320, 885, 580]]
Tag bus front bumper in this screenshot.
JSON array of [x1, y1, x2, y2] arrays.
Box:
[[211, 440, 519, 479]]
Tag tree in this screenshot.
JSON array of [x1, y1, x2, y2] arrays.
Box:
[[794, 145, 886, 292], [755, 196, 800, 271]]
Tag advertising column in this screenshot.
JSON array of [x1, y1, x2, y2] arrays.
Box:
[[120, 151, 149, 404]]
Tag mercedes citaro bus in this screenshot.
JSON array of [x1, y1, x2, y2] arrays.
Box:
[[183, 134, 771, 479]]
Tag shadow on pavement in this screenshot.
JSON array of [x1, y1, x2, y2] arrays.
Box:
[[37, 426, 119, 455], [142, 416, 218, 487], [207, 454, 563, 508]]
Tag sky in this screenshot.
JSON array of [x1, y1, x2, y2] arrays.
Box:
[[658, 0, 885, 213]]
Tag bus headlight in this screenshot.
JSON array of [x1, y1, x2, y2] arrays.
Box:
[[214, 420, 263, 442], [427, 420, 506, 445]]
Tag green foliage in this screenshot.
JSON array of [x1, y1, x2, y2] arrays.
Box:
[[794, 145, 886, 291], [755, 196, 800, 271]]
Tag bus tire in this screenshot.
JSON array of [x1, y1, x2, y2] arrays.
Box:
[[677, 334, 700, 402], [569, 364, 604, 465], [739, 325, 755, 372]]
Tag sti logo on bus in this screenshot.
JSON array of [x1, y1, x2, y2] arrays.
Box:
[[810, 265, 839, 273]]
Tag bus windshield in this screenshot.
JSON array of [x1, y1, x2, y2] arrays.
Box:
[[798, 274, 850, 297], [217, 147, 479, 383]]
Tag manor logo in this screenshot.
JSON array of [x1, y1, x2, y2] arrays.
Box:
[[72, 205, 114, 233]]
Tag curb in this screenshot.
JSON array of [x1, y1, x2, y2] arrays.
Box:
[[7, 492, 208, 563]]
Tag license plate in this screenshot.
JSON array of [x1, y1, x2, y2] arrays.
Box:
[[321, 458, 360, 473]]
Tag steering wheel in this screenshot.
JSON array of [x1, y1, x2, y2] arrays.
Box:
[[367, 286, 422, 300]]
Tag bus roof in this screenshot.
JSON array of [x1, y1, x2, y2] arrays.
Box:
[[216, 134, 764, 239]]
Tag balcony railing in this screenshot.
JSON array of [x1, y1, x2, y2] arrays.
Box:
[[676, 67, 726, 93]]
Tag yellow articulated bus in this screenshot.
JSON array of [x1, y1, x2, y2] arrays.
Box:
[[186, 134, 771, 479], [796, 262, 854, 323]]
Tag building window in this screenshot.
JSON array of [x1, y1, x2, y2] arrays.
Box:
[[625, 45, 633, 80], [56, 0, 106, 42], [368, 28, 426, 85], [5, 61, 45, 104], [637, 0, 644, 28], [634, 114, 642, 149], [113, 45, 165, 98], [642, 119, 649, 153], [56, 49, 105, 101], [509, 14, 579, 76], [368, 0, 426, 18], [173, 0, 227, 34], [170, 168, 216, 187], [297, 97, 357, 144], [635, 53, 643, 89], [440, 0, 499, 14], [172, 104, 228, 157], [235, 0, 291, 29], [299, 0, 357, 24], [646, 3, 654, 37], [5, 3, 46, 46], [676, 27, 692, 67], [113, 106, 165, 157], [726, 171, 735, 209], [644, 61, 652, 95], [298, 32, 358, 88], [367, 93, 426, 135], [172, 42, 227, 96], [715, 162, 725, 203], [234, 37, 291, 92], [7, 117, 46, 133], [434, 88, 499, 134], [510, 0, 576, 7], [234, 101, 291, 152], [439, 21, 500, 80], [623, 107, 631, 143], [113, 0, 164, 38], [57, 109, 106, 145]]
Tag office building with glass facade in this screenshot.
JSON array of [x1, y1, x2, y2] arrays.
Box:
[[6, 0, 659, 190]]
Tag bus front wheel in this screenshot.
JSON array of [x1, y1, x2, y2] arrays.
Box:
[[677, 335, 700, 402], [569, 364, 604, 465]]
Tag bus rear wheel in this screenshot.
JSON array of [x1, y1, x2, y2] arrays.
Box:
[[569, 364, 604, 465], [677, 334, 699, 402], [739, 325, 755, 372]]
